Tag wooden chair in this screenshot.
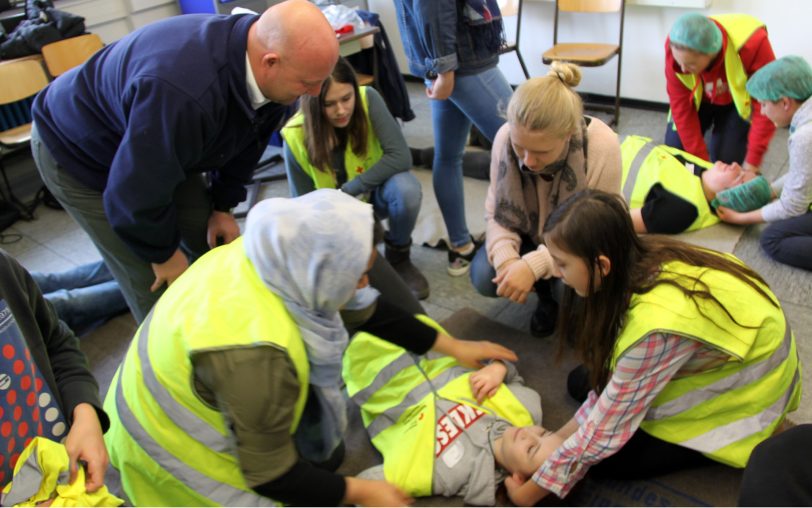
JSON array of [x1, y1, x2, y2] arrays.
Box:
[[498, 0, 530, 80], [41, 33, 103, 78], [542, 0, 626, 126], [0, 58, 50, 217]]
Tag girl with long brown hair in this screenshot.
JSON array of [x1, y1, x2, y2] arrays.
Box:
[[506, 189, 801, 506], [282, 57, 428, 300]]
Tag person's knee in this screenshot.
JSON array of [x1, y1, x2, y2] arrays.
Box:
[[394, 172, 422, 210], [469, 247, 497, 297], [759, 224, 783, 258]]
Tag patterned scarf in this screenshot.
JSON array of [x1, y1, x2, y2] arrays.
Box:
[[244, 189, 373, 462], [494, 118, 589, 245]]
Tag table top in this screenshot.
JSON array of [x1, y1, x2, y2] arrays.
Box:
[[337, 24, 379, 45]]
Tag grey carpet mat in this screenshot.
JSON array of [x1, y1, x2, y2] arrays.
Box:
[[338, 308, 743, 506]]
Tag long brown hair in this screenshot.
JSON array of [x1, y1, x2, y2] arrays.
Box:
[[300, 56, 368, 173], [543, 190, 776, 392]]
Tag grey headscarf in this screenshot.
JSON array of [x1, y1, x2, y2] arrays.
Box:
[[244, 189, 374, 461]]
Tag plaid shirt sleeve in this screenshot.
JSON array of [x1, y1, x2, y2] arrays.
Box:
[[531, 333, 702, 497]]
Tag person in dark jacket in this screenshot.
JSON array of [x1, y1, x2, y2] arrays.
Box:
[[30, 0, 339, 322], [0, 249, 109, 491]]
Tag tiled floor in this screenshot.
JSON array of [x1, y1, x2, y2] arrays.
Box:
[[3, 81, 811, 429]]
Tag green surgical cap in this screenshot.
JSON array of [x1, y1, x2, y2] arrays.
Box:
[[711, 176, 772, 212], [746, 56, 812, 102], [669, 13, 722, 54]]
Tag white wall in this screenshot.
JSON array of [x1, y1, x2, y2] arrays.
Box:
[[57, 0, 179, 43], [369, 0, 812, 104]]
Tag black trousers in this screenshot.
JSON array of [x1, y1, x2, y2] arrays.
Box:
[[739, 424, 812, 506]]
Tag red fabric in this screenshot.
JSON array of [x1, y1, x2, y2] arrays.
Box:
[[665, 22, 776, 167], [335, 24, 354, 35]]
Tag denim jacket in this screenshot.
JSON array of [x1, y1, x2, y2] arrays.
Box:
[[393, 0, 504, 79]]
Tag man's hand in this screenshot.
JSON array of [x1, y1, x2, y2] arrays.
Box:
[[344, 477, 413, 506], [150, 248, 189, 292], [470, 361, 507, 403], [426, 71, 455, 100], [207, 210, 241, 248], [433, 332, 517, 369], [493, 258, 536, 304], [504, 473, 550, 506], [64, 403, 108, 492]]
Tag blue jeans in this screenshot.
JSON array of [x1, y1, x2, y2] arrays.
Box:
[[371, 171, 422, 247], [470, 239, 560, 301], [665, 102, 750, 164], [30, 260, 129, 335], [429, 66, 512, 248]]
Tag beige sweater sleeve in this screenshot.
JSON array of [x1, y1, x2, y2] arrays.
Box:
[[522, 119, 622, 279], [485, 124, 523, 272]]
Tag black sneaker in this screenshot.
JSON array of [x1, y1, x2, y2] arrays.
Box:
[[529, 296, 558, 337]]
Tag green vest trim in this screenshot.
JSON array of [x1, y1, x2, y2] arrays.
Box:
[[344, 316, 534, 496], [674, 15, 764, 122], [104, 239, 309, 506], [281, 86, 384, 190], [611, 258, 801, 467], [621, 135, 719, 231]]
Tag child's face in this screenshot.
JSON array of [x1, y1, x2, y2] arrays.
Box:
[[322, 80, 356, 128], [759, 99, 794, 128], [498, 425, 564, 476], [703, 161, 756, 195], [670, 45, 715, 75], [547, 239, 597, 297]]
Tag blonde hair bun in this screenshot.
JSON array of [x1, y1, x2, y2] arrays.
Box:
[[548, 61, 582, 88]]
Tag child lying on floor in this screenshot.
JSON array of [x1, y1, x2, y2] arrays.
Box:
[[343, 324, 563, 506]]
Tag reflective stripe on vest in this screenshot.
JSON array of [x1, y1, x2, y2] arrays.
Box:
[[621, 135, 719, 231], [622, 139, 656, 200], [363, 360, 472, 439], [679, 369, 800, 454], [647, 318, 792, 421], [281, 86, 384, 190], [114, 312, 274, 506], [674, 15, 764, 121]]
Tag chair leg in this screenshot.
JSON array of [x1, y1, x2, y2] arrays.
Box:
[[515, 49, 530, 80], [0, 159, 34, 220], [613, 56, 622, 127]]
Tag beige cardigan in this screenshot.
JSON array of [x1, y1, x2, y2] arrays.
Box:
[[484, 118, 622, 279]]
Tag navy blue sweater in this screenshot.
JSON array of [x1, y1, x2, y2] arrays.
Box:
[[33, 14, 288, 263]]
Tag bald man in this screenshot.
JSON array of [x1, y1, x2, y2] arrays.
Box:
[[31, 0, 339, 322]]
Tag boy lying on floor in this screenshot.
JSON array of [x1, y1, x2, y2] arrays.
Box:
[[343, 323, 563, 506], [621, 135, 773, 234]]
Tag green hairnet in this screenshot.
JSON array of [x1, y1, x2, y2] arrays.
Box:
[[669, 13, 722, 54], [746, 56, 812, 102], [711, 175, 772, 212]]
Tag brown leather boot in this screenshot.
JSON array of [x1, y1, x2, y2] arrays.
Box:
[[385, 240, 429, 300]]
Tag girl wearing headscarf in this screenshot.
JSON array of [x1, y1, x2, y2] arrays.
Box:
[[716, 55, 812, 272], [102, 189, 515, 507], [470, 62, 621, 338]]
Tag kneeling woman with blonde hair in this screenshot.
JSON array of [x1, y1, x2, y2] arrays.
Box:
[[470, 62, 622, 337]]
